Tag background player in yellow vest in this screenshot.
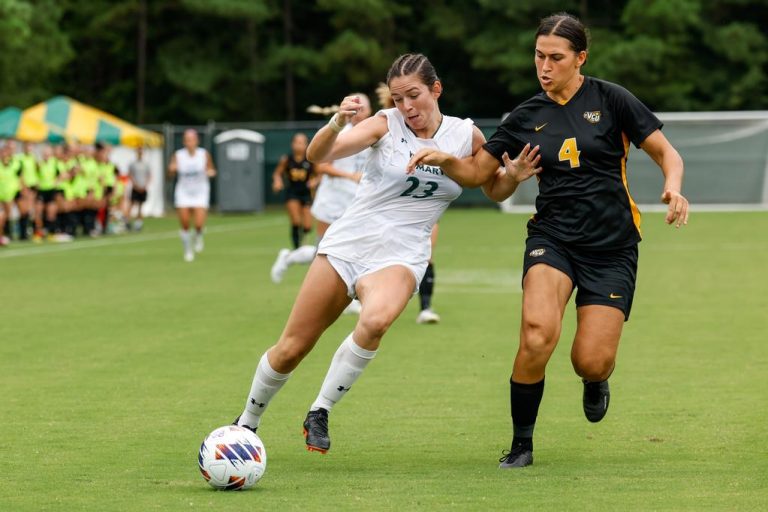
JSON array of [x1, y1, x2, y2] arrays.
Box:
[[37, 145, 63, 237], [0, 143, 22, 244], [55, 144, 82, 239], [95, 143, 118, 233], [17, 142, 40, 240]]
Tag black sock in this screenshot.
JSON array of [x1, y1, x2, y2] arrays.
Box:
[[78, 210, 88, 235], [19, 215, 29, 239], [510, 378, 545, 448], [419, 263, 435, 310], [67, 212, 78, 235], [291, 224, 300, 249], [86, 209, 97, 233], [77, 211, 85, 235]]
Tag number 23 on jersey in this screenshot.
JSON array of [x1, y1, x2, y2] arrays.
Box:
[[400, 176, 439, 199]]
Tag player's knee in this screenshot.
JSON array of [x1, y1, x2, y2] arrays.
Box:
[[572, 353, 614, 381], [520, 319, 558, 357], [358, 311, 394, 341]]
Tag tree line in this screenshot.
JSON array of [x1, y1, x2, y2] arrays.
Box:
[[0, 0, 765, 124]]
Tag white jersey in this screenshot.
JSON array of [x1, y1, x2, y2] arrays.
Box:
[[174, 147, 210, 208], [311, 124, 370, 224], [318, 108, 474, 268]]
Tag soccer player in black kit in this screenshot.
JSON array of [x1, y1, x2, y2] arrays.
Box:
[[272, 132, 315, 249], [408, 12, 689, 468]]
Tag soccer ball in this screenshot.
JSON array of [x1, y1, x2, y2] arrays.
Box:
[[198, 425, 267, 490]]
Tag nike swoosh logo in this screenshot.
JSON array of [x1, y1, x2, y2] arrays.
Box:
[[609, 293, 623, 299], [535, 123, 547, 132]]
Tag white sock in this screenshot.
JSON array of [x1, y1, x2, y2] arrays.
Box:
[[238, 352, 291, 429], [310, 333, 377, 412], [287, 245, 317, 265], [179, 229, 192, 252]]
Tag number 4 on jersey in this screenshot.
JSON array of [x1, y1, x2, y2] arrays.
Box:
[[558, 137, 581, 168]]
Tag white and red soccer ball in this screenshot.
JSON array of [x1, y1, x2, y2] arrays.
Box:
[[198, 425, 267, 490]]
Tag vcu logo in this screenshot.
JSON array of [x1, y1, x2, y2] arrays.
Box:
[[583, 111, 601, 124]]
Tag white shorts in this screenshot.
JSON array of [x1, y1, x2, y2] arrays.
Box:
[[310, 189, 355, 224], [322, 253, 426, 299], [174, 182, 210, 208]]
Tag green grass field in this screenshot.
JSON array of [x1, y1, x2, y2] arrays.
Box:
[[1, 209, 766, 511]]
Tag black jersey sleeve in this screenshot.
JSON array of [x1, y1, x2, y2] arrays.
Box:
[[482, 110, 527, 164], [606, 82, 663, 148]]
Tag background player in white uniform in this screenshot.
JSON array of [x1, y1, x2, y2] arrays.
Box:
[[269, 94, 372, 317], [234, 53, 488, 454], [168, 129, 216, 262], [311, 94, 372, 240]]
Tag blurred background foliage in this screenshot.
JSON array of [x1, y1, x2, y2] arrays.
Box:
[[0, 0, 765, 123]]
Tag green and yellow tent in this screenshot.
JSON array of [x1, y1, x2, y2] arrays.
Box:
[[21, 96, 163, 148], [0, 106, 65, 142]]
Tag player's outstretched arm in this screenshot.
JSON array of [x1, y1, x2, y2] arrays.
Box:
[[307, 95, 387, 164], [315, 163, 360, 182], [272, 156, 287, 193], [205, 153, 217, 178], [167, 154, 177, 176], [406, 127, 496, 188], [640, 129, 688, 228], [481, 144, 542, 202]]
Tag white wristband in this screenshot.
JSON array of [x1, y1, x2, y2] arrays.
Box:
[[328, 113, 345, 133]]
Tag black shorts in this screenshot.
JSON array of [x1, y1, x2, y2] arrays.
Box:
[[285, 192, 312, 206], [39, 189, 60, 204], [131, 189, 147, 203], [523, 233, 638, 320]]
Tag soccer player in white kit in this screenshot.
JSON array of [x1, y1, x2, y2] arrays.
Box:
[[168, 129, 216, 262], [234, 53, 488, 453]]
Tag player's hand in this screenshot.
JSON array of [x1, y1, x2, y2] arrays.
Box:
[[350, 171, 363, 183], [206, 169, 216, 178], [406, 148, 451, 174], [661, 190, 689, 228], [501, 144, 542, 183], [272, 179, 284, 193], [336, 95, 362, 126]]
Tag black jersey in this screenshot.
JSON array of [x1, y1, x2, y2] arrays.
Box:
[[283, 155, 314, 196], [484, 76, 662, 249]]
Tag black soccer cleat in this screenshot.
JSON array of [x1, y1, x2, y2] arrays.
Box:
[[582, 379, 610, 423], [232, 415, 258, 434], [303, 408, 330, 454], [498, 442, 533, 469]]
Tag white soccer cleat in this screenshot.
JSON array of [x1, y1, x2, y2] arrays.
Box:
[[342, 299, 362, 315], [270, 249, 291, 283], [194, 234, 204, 253], [416, 308, 441, 324], [184, 250, 194, 262]]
